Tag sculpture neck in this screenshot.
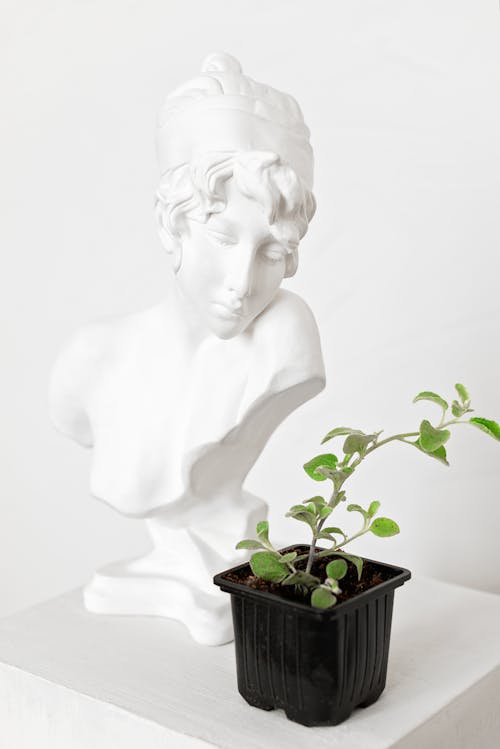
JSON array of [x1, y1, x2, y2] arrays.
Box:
[[166, 280, 212, 351]]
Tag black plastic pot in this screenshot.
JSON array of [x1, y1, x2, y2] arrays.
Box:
[[214, 546, 411, 726]]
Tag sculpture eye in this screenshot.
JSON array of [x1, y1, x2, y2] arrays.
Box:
[[260, 243, 287, 264], [208, 229, 236, 248]]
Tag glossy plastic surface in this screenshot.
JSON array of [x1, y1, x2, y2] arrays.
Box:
[[214, 547, 411, 726]]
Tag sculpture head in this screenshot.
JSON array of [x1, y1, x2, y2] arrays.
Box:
[[155, 53, 316, 339]]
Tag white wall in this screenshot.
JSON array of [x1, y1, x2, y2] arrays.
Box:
[[1, 0, 499, 618]]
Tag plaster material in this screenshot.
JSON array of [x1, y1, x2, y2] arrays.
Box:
[[49, 53, 325, 644]]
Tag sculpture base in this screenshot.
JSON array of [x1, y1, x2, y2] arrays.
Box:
[[84, 566, 233, 646], [84, 490, 267, 645]]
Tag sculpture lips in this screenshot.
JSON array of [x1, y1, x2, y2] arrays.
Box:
[[212, 302, 244, 320]]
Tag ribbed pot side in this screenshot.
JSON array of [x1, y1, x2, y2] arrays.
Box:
[[215, 554, 410, 727]]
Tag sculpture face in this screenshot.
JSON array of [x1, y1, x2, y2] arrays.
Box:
[[176, 178, 290, 340]]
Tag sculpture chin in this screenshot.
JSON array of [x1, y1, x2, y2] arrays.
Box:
[[208, 311, 254, 339]]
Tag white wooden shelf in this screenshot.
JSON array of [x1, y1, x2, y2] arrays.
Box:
[[1, 576, 499, 748]]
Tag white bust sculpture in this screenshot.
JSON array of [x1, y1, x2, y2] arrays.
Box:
[[49, 53, 325, 645]]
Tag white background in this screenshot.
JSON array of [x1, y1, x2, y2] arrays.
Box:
[[1, 0, 499, 618]]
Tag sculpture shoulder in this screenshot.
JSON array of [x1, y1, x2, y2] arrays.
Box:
[[264, 289, 321, 333], [49, 305, 169, 446], [50, 306, 152, 389], [51, 319, 115, 389], [49, 319, 117, 446], [252, 289, 326, 384]]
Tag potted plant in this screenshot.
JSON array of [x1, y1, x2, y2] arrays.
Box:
[[214, 384, 500, 726]]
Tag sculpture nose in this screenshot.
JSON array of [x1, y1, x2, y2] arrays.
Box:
[[225, 246, 254, 300]]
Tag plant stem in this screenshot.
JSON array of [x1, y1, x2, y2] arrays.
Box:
[[364, 431, 419, 455], [305, 542, 316, 574], [305, 525, 320, 574], [305, 484, 338, 573], [439, 419, 469, 429], [296, 524, 370, 565], [302, 418, 468, 575], [355, 419, 468, 467]]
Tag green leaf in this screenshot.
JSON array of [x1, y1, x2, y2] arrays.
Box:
[[311, 587, 337, 609], [282, 571, 319, 587], [368, 500, 381, 518], [303, 454, 338, 481], [470, 417, 500, 441], [455, 383, 470, 404], [250, 552, 288, 582], [314, 468, 353, 491], [312, 467, 336, 481], [256, 520, 270, 545], [428, 444, 449, 464], [322, 526, 347, 539], [370, 517, 400, 537], [317, 531, 336, 542], [410, 439, 449, 465], [285, 507, 317, 530], [326, 559, 348, 580], [343, 432, 377, 455], [419, 419, 451, 452], [330, 489, 347, 510], [319, 505, 333, 519], [321, 427, 361, 445], [413, 391, 448, 411], [347, 503, 368, 519], [302, 495, 326, 510], [235, 539, 265, 550], [452, 400, 465, 418], [280, 552, 298, 564], [333, 552, 363, 580]]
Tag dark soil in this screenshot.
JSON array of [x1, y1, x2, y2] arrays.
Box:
[[221, 546, 399, 606]]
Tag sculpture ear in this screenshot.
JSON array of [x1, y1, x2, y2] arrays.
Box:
[[155, 201, 182, 273], [283, 248, 298, 278]]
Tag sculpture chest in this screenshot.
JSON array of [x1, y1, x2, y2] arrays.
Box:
[[85, 308, 251, 515]]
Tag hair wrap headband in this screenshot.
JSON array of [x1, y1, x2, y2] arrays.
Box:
[[157, 52, 314, 189]]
